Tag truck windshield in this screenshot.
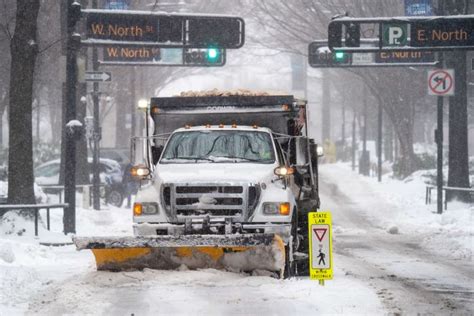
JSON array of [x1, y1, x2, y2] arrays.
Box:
[[160, 130, 275, 164]]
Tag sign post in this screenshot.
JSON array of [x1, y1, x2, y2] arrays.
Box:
[[428, 68, 454, 214], [308, 212, 333, 285]]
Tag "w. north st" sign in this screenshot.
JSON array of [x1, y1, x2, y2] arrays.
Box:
[[84, 10, 244, 49]]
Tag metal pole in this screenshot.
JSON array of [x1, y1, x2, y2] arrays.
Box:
[[92, 0, 101, 210], [36, 102, 40, 141], [64, 0, 78, 234], [131, 67, 136, 139], [342, 104, 345, 160], [351, 112, 356, 171], [436, 1, 444, 215], [436, 96, 443, 215], [360, 84, 368, 176], [377, 102, 383, 182], [35, 209, 38, 236]]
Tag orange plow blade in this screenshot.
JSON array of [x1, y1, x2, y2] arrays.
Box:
[[73, 234, 286, 276]]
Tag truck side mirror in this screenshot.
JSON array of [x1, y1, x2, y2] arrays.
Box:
[[152, 145, 163, 165], [295, 137, 309, 167]]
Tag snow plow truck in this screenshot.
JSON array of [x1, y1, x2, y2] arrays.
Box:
[[74, 91, 322, 278]]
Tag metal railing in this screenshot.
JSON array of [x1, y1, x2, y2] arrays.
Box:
[[0, 203, 69, 236], [425, 185, 474, 210]]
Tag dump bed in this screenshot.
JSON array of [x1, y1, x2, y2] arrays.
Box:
[[150, 95, 305, 135]]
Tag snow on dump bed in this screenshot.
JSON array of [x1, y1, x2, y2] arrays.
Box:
[[175, 88, 288, 97]]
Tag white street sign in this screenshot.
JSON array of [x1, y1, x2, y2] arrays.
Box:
[[428, 69, 455, 96], [352, 52, 374, 65], [85, 71, 112, 82], [311, 224, 331, 269]]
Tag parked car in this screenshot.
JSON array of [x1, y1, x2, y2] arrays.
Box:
[[99, 148, 130, 169], [35, 158, 124, 206]]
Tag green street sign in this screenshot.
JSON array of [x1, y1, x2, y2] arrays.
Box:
[[382, 23, 408, 46]]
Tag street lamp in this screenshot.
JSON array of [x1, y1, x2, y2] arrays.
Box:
[[138, 99, 149, 110]]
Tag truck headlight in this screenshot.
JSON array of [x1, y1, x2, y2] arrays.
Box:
[[133, 202, 159, 216], [131, 165, 151, 179], [263, 202, 291, 215]]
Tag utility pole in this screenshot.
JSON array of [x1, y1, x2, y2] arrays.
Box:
[[64, 0, 81, 234], [91, 0, 101, 210]]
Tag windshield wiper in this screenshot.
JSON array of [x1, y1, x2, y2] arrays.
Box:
[[214, 155, 265, 163], [164, 156, 215, 162]]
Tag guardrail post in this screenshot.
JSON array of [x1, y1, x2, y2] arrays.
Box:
[[47, 208, 50, 230], [34, 209, 38, 236]]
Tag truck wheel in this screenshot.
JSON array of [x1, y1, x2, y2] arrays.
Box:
[[295, 207, 310, 276], [284, 209, 298, 279]]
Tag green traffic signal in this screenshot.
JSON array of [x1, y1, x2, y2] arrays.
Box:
[[332, 50, 350, 64], [206, 48, 220, 62], [334, 51, 345, 61]]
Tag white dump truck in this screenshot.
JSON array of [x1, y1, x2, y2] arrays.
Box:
[[74, 92, 322, 278]]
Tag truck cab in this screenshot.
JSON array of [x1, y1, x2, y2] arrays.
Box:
[[131, 93, 321, 275]]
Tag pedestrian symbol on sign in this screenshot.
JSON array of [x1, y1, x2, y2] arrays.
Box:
[[318, 248, 326, 265]]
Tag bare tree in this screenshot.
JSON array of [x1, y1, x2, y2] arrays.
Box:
[[240, 0, 429, 177], [7, 0, 40, 206]]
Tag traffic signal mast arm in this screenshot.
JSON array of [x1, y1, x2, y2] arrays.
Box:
[[328, 15, 474, 53]]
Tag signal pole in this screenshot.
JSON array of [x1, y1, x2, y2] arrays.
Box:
[[64, 0, 81, 234], [91, 0, 101, 210]]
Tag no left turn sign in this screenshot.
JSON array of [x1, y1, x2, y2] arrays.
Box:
[[428, 69, 455, 96]]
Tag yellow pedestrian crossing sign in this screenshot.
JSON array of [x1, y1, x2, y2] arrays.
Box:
[[308, 212, 333, 280]]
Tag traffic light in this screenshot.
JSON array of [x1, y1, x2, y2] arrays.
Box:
[[67, 0, 82, 29], [332, 51, 350, 65], [328, 21, 343, 49], [344, 23, 360, 47], [184, 48, 225, 66], [206, 48, 220, 62]]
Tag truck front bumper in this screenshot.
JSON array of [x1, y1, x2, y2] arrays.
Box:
[[133, 222, 292, 244]]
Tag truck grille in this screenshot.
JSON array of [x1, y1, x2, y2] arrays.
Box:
[[163, 183, 259, 221]]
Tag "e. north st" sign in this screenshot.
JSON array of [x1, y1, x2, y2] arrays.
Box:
[[83, 10, 245, 49], [411, 18, 474, 48], [327, 16, 474, 53]]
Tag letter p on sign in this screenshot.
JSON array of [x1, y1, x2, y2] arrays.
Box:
[[389, 27, 403, 44], [383, 23, 407, 46]]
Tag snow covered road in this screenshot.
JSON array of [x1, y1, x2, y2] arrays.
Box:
[[1, 163, 472, 315], [320, 164, 474, 315]]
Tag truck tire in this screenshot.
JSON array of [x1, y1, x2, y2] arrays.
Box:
[[284, 209, 298, 279], [295, 207, 310, 276]]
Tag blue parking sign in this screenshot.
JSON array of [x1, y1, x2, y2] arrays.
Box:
[[405, 0, 433, 16], [105, 0, 129, 10]]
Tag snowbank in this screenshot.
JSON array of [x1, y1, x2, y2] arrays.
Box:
[[320, 163, 473, 260]]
